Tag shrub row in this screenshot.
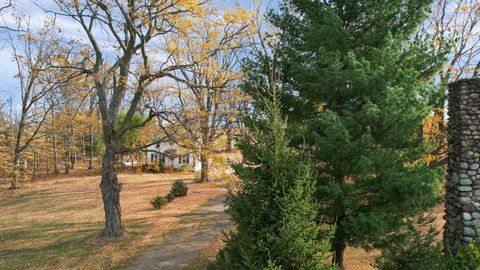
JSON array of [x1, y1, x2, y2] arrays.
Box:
[[150, 180, 188, 209], [140, 162, 191, 174]]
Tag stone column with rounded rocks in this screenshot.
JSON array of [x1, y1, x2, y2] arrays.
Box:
[[444, 78, 480, 251]]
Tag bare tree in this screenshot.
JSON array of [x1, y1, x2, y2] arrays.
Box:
[[46, 0, 207, 237], [0, 0, 13, 30], [157, 7, 254, 182], [7, 17, 74, 189], [416, 0, 480, 164]]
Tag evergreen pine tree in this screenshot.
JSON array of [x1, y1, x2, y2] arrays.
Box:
[[212, 86, 334, 269], [242, 1, 448, 268]]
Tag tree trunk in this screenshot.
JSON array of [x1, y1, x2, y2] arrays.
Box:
[[65, 132, 71, 174], [65, 150, 70, 174], [46, 157, 49, 177], [32, 147, 37, 179], [88, 93, 95, 170], [9, 178, 18, 190], [82, 136, 86, 163], [200, 152, 209, 182], [52, 129, 59, 174], [200, 113, 209, 182], [10, 112, 26, 189], [226, 126, 233, 152], [332, 206, 346, 269], [10, 152, 20, 190], [71, 132, 76, 170], [51, 108, 59, 175], [100, 139, 122, 238], [333, 239, 346, 270], [89, 133, 94, 170]]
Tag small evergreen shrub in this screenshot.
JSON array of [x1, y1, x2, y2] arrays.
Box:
[[375, 213, 480, 270], [159, 162, 166, 173], [150, 196, 168, 209], [210, 89, 334, 269], [170, 180, 188, 197], [374, 213, 444, 270], [165, 192, 176, 202], [448, 242, 480, 269]]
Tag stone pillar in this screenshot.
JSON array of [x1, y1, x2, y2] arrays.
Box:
[[444, 78, 480, 251]]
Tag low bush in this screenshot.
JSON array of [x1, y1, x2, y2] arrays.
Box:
[[446, 242, 480, 270], [151, 161, 160, 173], [150, 196, 168, 209], [375, 213, 480, 270], [165, 192, 176, 202], [170, 180, 188, 197], [140, 164, 151, 173], [374, 213, 443, 270], [141, 161, 167, 173], [179, 165, 190, 172], [159, 162, 166, 172]]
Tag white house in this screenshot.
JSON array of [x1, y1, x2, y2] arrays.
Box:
[[145, 141, 201, 172]]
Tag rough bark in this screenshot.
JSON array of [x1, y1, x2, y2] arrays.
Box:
[[200, 153, 209, 182], [199, 115, 209, 182], [100, 138, 123, 238]]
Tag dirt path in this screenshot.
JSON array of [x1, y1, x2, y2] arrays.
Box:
[[130, 194, 230, 270]]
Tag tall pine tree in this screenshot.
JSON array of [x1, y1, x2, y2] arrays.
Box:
[[242, 0, 447, 268], [212, 84, 334, 269]]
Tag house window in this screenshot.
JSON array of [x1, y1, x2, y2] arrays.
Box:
[[159, 153, 166, 164], [179, 155, 189, 164], [151, 153, 155, 161]]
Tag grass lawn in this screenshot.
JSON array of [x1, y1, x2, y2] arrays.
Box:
[[0, 171, 226, 270]]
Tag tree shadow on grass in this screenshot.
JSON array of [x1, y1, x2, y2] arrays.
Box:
[[0, 189, 52, 207], [0, 220, 149, 270]]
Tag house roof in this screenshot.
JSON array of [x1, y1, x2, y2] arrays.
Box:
[[145, 142, 191, 155]]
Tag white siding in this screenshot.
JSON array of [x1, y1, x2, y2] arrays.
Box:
[[145, 142, 200, 172]]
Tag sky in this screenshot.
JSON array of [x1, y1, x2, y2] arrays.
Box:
[[2, 0, 476, 113], [0, 0, 269, 108]]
